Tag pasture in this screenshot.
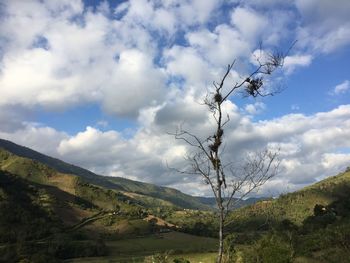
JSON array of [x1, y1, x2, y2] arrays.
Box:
[[65, 231, 217, 263]]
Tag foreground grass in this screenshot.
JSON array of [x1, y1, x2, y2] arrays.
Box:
[[168, 252, 217, 263], [65, 231, 217, 263], [65, 253, 217, 263]]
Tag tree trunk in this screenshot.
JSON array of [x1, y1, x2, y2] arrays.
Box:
[[217, 206, 224, 263], [216, 163, 224, 263]]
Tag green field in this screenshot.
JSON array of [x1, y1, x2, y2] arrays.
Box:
[[65, 232, 217, 262]]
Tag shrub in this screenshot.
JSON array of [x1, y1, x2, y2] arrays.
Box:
[[242, 233, 294, 263], [173, 258, 190, 263], [144, 251, 173, 263]]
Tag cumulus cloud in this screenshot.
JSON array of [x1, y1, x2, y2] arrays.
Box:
[[295, 0, 350, 53], [114, 0, 220, 34], [0, 123, 68, 157], [164, 45, 213, 86], [1, 103, 350, 196], [231, 7, 268, 42], [102, 49, 166, 117], [0, 0, 350, 197], [186, 25, 251, 67], [0, 0, 345, 118], [0, 0, 165, 116], [57, 125, 176, 185]]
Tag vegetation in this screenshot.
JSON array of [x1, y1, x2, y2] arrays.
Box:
[[1, 141, 350, 262], [0, 171, 107, 263], [66, 232, 217, 263], [0, 145, 219, 262], [224, 169, 350, 262]]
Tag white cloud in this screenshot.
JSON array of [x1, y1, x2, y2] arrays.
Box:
[[1, 0, 350, 198], [58, 126, 127, 168], [164, 46, 213, 86], [322, 153, 350, 171], [0, 0, 166, 116], [186, 25, 251, 67], [295, 0, 350, 53], [1, 104, 350, 196], [284, 54, 312, 74], [231, 7, 268, 41], [330, 80, 350, 96], [1, 0, 348, 119], [245, 102, 266, 115], [102, 49, 166, 117], [114, 0, 220, 34], [0, 123, 68, 157]]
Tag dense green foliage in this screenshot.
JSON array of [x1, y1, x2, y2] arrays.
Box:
[[0, 171, 108, 262], [165, 210, 218, 237], [0, 171, 60, 243]]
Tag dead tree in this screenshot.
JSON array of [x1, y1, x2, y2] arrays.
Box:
[[172, 49, 286, 263]]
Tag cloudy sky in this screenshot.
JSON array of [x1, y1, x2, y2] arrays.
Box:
[[0, 0, 349, 197]]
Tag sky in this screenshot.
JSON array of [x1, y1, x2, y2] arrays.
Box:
[[0, 0, 350, 197]]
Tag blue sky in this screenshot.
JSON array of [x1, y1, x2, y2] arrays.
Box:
[[0, 0, 349, 196]]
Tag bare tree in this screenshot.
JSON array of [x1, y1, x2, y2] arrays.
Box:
[[172, 49, 287, 263]]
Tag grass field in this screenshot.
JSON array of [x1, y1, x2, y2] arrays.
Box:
[[65, 231, 217, 263]]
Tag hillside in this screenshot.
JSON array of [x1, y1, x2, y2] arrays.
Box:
[[0, 139, 211, 210], [1, 138, 350, 262], [0, 148, 219, 262], [195, 196, 266, 210], [0, 148, 189, 262], [227, 168, 350, 230], [0, 169, 110, 262], [225, 168, 350, 263]]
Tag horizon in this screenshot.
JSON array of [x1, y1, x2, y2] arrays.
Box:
[[0, 0, 349, 197]]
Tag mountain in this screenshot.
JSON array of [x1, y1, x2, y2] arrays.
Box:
[[0, 138, 211, 210], [0, 140, 221, 262]]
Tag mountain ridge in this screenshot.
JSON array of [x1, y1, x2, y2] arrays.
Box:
[[0, 138, 263, 210], [0, 139, 210, 210]]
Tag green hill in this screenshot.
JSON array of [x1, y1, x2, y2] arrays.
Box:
[[0, 148, 176, 262], [225, 168, 350, 263], [0, 149, 218, 262], [227, 169, 350, 230], [0, 148, 137, 211], [0, 169, 110, 262], [0, 139, 211, 210]]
